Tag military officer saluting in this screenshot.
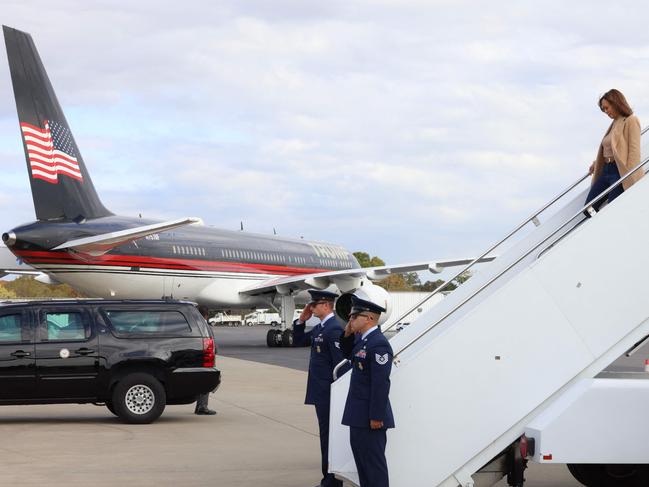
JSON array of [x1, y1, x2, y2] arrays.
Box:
[[341, 294, 394, 487], [293, 289, 347, 487]]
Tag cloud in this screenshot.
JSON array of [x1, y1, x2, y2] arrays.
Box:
[[0, 1, 648, 264]]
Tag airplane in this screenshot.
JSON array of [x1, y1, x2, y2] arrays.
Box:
[[0, 26, 492, 347]]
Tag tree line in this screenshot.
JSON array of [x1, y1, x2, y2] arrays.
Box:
[[0, 276, 84, 299], [352, 251, 471, 292]]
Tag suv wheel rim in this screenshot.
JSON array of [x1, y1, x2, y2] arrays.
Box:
[[125, 384, 155, 415]]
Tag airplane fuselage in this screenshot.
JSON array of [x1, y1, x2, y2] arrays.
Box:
[[4, 215, 360, 308]]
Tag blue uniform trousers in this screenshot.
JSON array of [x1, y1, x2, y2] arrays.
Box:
[[315, 402, 342, 487], [585, 163, 624, 212], [349, 426, 389, 487]]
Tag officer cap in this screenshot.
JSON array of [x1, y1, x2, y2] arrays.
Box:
[[307, 289, 338, 304], [350, 294, 386, 315]]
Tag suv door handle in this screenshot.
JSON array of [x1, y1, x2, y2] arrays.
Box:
[[74, 348, 95, 356], [10, 350, 31, 358]]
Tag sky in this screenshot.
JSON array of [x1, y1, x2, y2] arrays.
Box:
[[1, 1, 648, 278]]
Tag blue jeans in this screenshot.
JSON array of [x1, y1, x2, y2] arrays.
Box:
[[585, 163, 624, 212]]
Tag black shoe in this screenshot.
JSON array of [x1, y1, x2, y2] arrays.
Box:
[[195, 407, 217, 415]]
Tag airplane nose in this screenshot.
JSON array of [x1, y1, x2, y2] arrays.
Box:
[[2, 232, 16, 246]]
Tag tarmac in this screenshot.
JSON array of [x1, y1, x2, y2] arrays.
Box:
[[0, 325, 582, 486]]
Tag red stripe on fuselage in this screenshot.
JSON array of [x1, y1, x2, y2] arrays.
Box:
[[13, 250, 332, 276]]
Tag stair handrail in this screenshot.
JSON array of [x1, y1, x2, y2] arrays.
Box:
[[392, 153, 649, 360], [383, 125, 649, 335], [381, 173, 589, 333]]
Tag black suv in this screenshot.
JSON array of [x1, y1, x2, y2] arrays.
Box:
[[0, 299, 221, 423]]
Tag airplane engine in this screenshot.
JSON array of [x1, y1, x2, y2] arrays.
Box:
[[335, 282, 392, 326]]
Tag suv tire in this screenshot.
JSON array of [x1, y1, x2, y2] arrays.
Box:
[[105, 400, 118, 416], [112, 373, 166, 424]]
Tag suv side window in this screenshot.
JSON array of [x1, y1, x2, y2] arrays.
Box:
[[43, 311, 90, 341], [0, 313, 28, 343], [102, 309, 193, 337]]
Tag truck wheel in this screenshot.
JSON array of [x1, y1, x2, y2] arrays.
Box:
[[112, 373, 166, 424], [281, 329, 293, 347], [246, 321, 253, 326], [567, 463, 649, 487]]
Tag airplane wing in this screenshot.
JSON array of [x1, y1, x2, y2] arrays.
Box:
[[52, 217, 202, 257], [241, 256, 496, 296], [0, 244, 41, 278]]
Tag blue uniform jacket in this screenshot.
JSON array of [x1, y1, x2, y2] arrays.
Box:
[[341, 328, 395, 429], [293, 315, 348, 406]]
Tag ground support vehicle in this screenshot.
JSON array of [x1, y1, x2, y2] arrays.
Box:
[[0, 299, 221, 424], [208, 312, 243, 327]]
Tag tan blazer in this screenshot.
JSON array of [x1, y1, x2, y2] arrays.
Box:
[[592, 114, 643, 191]]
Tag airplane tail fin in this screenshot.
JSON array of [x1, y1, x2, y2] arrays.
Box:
[[3, 25, 112, 222]]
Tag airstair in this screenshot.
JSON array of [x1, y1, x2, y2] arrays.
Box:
[[329, 128, 649, 487]]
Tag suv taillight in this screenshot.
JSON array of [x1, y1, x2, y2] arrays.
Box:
[[203, 337, 215, 367]]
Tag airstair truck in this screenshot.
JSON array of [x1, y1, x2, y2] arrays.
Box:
[[329, 144, 649, 487]]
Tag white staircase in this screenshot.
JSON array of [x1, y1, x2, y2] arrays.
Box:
[[329, 143, 649, 486]]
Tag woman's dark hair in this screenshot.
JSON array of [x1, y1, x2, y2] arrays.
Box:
[[599, 89, 633, 117]]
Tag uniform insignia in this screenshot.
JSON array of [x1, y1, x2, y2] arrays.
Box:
[[375, 353, 389, 365], [355, 350, 366, 359], [334, 341, 340, 349], [358, 362, 363, 370]]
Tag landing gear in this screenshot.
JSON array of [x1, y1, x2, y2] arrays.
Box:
[[266, 329, 282, 347], [281, 329, 293, 347], [266, 294, 296, 348], [567, 464, 649, 487]]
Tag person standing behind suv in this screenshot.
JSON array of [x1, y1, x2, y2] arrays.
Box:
[[195, 306, 217, 416], [293, 290, 346, 487]]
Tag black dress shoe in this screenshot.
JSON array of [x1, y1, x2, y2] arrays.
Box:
[[195, 407, 217, 415]]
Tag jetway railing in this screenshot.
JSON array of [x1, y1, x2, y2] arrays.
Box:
[[382, 124, 649, 337], [392, 152, 649, 361]]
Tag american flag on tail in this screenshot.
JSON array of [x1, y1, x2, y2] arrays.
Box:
[[20, 120, 82, 183]]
